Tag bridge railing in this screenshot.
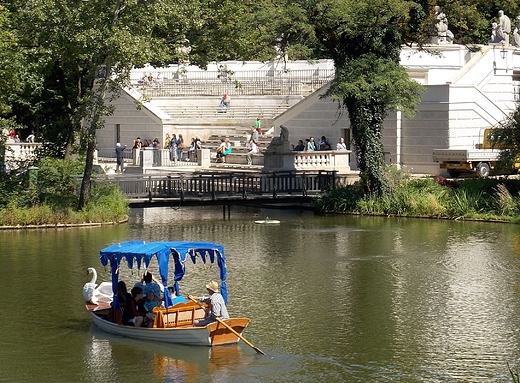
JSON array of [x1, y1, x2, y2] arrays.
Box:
[[92, 171, 338, 201]]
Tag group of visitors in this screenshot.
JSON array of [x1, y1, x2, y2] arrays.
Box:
[[3, 129, 36, 143], [165, 133, 202, 162], [292, 136, 347, 152], [126, 133, 202, 166], [115, 273, 229, 328], [131, 136, 160, 149], [138, 72, 164, 88]]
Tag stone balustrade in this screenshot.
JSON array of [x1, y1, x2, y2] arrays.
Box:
[[4, 142, 42, 169], [263, 150, 351, 172]]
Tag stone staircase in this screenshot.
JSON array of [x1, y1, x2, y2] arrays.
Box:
[[201, 128, 274, 168]]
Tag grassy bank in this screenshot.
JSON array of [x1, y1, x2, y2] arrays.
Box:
[[314, 169, 520, 223], [0, 157, 129, 227]]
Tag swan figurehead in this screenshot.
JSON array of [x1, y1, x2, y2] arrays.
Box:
[[82, 267, 98, 303], [83, 267, 114, 305]]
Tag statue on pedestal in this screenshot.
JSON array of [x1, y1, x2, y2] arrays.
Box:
[[497, 10, 511, 46], [513, 16, 520, 47], [429, 6, 454, 44], [265, 125, 291, 153]]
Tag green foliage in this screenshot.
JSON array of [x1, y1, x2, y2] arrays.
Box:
[[487, 102, 520, 171], [0, 156, 128, 226], [35, 157, 84, 208], [315, 170, 520, 222], [87, 182, 129, 219], [313, 183, 365, 212]]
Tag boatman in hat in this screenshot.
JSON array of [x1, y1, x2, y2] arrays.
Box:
[[190, 280, 229, 326]]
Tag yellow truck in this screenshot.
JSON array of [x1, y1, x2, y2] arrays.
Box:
[[433, 129, 520, 177]]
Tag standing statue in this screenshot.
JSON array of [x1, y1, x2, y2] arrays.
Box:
[[513, 16, 520, 47], [430, 6, 454, 44], [497, 10, 511, 46]]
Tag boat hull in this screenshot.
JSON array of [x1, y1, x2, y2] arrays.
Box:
[[89, 310, 250, 347]]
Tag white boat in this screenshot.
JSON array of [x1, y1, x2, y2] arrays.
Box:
[[88, 303, 250, 346], [85, 241, 251, 347], [255, 217, 280, 224]]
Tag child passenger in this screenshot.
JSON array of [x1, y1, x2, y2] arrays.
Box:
[[143, 290, 161, 327], [123, 286, 147, 327]]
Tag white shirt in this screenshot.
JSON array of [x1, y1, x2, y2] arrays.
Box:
[[200, 293, 229, 319]]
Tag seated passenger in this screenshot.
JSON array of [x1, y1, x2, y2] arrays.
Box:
[[109, 280, 131, 324], [168, 287, 187, 306], [143, 290, 161, 327], [123, 286, 147, 327], [141, 271, 162, 299]]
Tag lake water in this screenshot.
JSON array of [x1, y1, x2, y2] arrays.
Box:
[[1, 207, 520, 382]]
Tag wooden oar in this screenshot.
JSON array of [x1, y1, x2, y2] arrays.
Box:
[[188, 295, 266, 355]]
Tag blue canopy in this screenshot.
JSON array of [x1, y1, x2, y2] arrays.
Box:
[[99, 241, 227, 309]]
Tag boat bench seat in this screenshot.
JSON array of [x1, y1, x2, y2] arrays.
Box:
[[153, 301, 207, 328]]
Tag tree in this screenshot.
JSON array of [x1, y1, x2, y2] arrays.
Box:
[[487, 103, 520, 169], [0, 5, 24, 116], [286, 0, 426, 195], [6, 0, 195, 207]]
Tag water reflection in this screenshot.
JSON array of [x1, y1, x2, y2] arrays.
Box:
[[85, 325, 253, 383]]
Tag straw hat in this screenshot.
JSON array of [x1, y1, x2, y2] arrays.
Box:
[[206, 280, 220, 293]]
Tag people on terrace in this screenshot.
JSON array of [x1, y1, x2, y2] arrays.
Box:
[[26, 131, 35, 143], [293, 139, 305, 151], [188, 137, 201, 161], [156, 71, 164, 87], [306, 137, 316, 151], [169, 134, 178, 161], [336, 137, 347, 150], [191, 280, 229, 327], [318, 136, 331, 150], [177, 134, 185, 161]]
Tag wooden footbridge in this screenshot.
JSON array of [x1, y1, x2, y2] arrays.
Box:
[[94, 170, 342, 209]]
